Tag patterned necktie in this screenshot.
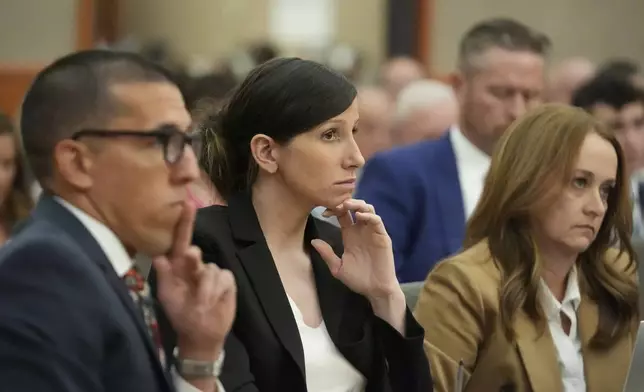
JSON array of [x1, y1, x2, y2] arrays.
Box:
[[123, 266, 166, 367]]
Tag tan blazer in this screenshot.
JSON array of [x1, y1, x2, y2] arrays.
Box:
[[413, 241, 638, 392]]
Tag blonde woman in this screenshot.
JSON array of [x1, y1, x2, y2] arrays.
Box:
[[414, 104, 638, 391]]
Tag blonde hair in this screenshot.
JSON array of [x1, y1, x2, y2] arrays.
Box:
[[466, 103, 637, 348], [0, 113, 34, 228]]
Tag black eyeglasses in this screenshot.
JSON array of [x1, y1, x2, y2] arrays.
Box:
[[71, 125, 200, 164]]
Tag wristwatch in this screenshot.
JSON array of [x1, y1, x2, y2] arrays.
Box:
[[174, 347, 225, 379]]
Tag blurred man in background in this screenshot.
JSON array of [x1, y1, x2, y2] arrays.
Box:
[[392, 79, 458, 145], [546, 57, 596, 103], [353, 86, 394, 162], [596, 59, 644, 89], [573, 74, 644, 238], [573, 75, 644, 173], [357, 18, 550, 282], [378, 56, 426, 100]]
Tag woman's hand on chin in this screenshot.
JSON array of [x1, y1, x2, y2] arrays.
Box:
[[313, 199, 400, 301]]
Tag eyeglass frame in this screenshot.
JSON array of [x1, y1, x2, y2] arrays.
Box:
[[70, 124, 200, 165]]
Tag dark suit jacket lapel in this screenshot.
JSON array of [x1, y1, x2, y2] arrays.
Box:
[[307, 220, 374, 377], [433, 132, 466, 255], [308, 233, 345, 342], [228, 193, 306, 377], [32, 196, 170, 386]]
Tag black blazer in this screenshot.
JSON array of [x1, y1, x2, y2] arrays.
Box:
[[158, 193, 432, 392], [0, 196, 173, 392]]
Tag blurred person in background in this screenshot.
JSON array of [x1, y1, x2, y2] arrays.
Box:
[[573, 74, 644, 238], [326, 44, 364, 82], [392, 79, 458, 145], [357, 18, 550, 282], [415, 104, 638, 391], [353, 86, 394, 162], [596, 59, 644, 89], [573, 75, 644, 178], [0, 113, 34, 243], [248, 42, 279, 66], [183, 71, 238, 208], [546, 57, 596, 104], [378, 56, 426, 99], [183, 70, 238, 113], [166, 57, 432, 392]]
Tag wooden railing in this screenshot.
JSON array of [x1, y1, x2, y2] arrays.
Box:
[[0, 64, 44, 118]]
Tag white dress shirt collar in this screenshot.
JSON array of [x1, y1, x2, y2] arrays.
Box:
[[539, 267, 586, 392], [449, 126, 492, 219], [450, 125, 490, 168], [539, 266, 582, 320], [53, 197, 213, 392], [54, 196, 133, 278]]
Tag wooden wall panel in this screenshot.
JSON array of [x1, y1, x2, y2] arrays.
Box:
[[416, 0, 433, 70], [0, 65, 42, 118], [0, 0, 97, 118]]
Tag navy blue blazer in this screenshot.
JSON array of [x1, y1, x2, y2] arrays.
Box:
[[0, 196, 172, 392], [355, 132, 465, 283]]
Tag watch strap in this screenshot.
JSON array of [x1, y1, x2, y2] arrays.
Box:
[[174, 348, 225, 379]]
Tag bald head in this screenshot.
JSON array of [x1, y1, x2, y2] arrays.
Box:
[[379, 57, 425, 99], [355, 86, 393, 160], [547, 57, 596, 103], [393, 80, 458, 145]]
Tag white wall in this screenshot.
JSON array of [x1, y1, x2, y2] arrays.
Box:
[[120, 0, 386, 73], [0, 0, 76, 62], [430, 0, 644, 73]]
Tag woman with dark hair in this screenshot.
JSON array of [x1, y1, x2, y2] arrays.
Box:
[[163, 58, 431, 391], [414, 104, 638, 391], [0, 113, 33, 243]]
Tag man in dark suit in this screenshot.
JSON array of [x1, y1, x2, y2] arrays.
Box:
[[356, 18, 551, 282], [0, 50, 235, 392]]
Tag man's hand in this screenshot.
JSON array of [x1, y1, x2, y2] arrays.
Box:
[[154, 201, 237, 361]]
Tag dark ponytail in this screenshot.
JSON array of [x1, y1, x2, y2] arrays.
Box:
[[197, 109, 240, 201]]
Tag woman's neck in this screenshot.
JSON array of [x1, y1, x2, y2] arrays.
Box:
[[251, 179, 312, 252], [539, 247, 577, 302]]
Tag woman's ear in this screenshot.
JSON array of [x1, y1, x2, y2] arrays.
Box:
[[250, 134, 279, 174]]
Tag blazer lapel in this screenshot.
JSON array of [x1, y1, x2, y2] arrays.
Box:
[[578, 292, 633, 392], [514, 311, 563, 392], [308, 220, 346, 341], [33, 196, 171, 388], [308, 219, 373, 377], [578, 296, 601, 392], [434, 133, 466, 255], [228, 194, 306, 377]]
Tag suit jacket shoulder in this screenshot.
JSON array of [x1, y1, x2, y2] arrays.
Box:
[[370, 135, 450, 166], [0, 199, 172, 392]]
